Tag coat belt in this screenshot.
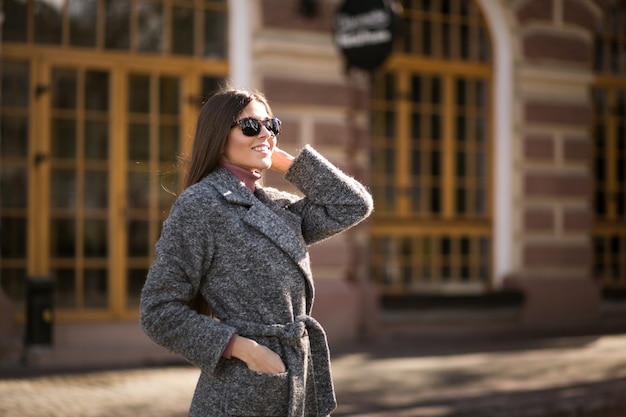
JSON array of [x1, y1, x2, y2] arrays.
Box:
[[224, 315, 336, 417]]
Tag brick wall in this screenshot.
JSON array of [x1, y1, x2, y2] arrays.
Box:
[[506, 0, 604, 323]]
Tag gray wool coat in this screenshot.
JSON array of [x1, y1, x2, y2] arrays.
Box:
[[140, 145, 373, 417]]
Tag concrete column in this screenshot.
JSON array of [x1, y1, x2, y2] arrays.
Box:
[[228, 0, 252, 89]]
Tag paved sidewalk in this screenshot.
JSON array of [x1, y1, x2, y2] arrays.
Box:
[[331, 331, 626, 416], [1, 331, 626, 417]]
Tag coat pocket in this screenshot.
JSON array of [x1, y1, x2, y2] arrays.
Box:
[[223, 360, 290, 417]]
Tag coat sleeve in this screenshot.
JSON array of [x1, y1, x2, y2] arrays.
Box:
[[139, 190, 237, 372], [284, 145, 374, 245]]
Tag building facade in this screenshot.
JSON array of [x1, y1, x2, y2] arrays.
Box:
[[0, 0, 625, 368]]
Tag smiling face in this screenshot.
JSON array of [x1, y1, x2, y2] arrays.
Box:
[[222, 100, 277, 172]]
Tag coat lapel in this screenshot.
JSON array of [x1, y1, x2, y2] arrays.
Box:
[[206, 169, 312, 285]]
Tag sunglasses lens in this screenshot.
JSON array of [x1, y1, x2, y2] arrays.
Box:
[[268, 118, 281, 136], [239, 118, 261, 136], [236, 117, 281, 137]]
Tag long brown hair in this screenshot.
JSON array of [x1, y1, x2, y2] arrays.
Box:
[[185, 87, 273, 316], [184, 87, 273, 188]]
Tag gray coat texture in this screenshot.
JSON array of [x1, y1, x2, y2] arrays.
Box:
[[140, 146, 373, 417]]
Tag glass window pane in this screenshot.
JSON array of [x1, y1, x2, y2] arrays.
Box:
[[128, 220, 149, 256], [595, 156, 606, 181], [160, 76, 180, 115], [475, 116, 486, 142], [410, 187, 421, 211], [128, 123, 150, 161], [35, 0, 63, 44], [173, 6, 195, 56], [431, 114, 441, 140], [70, 0, 98, 47], [159, 125, 179, 162], [54, 269, 76, 308], [51, 119, 77, 158], [456, 115, 466, 141], [476, 188, 486, 215], [1, 116, 29, 157], [128, 172, 149, 210], [456, 188, 466, 213], [595, 191, 606, 216], [84, 220, 108, 257], [1, 167, 27, 208], [430, 187, 441, 213], [129, 74, 150, 113], [1, 60, 30, 108], [431, 151, 441, 176], [85, 121, 109, 160], [476, 80, 486, 107], [52, 69, 78, 110], [478, 27, 489, 62], [138, 2, 163, 53], [3, 0, 28, 42], [127, 268, 148, 308], [84, 269, 108, 308], [422, 20, 432, 55], [456, 79, 466, 106], [460, 24, 470, 59], [105, 0, 130, 50], [460, 236, 470, 255], [411, 112, 421, 139], [411, 76, 421, 102], [202, 76, 225, 98], [51, 170, 76, 209], [85, 71, 110, 111], [0, 216, 26, 258], [51, 219, 76, 257], [442, 22, 450, 58], [204, 9, 227, 58], [476, 152, 486, 178], [411, 150, 421, 176], [456, 151, 465, 177], [431, 78, 441, 104], [84, 171, 108, 209]]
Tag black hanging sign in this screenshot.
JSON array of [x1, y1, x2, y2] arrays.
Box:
[[333, 0, 399, 71]]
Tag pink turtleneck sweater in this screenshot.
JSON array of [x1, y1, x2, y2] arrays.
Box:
[[220, 161, 262, 192]]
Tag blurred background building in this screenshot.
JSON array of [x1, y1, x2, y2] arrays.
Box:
[[0, 0, 625, 369]]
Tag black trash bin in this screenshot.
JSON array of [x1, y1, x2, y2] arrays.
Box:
[[25, 277, 54, 346]]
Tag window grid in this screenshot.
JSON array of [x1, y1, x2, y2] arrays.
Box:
[[397, 0, 490, 63], [0, 60, 30, 304], [371, 233, 491, 293], [48, 66, 111, 310], [370, 0, 492, 295], [594, 2, 626, 74], [593, 2, 626, 289], [592, 85, 626, 288], [2, 0, 227, 59], [1, 3, 228, 319]]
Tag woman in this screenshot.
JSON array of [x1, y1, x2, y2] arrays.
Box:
[[140, 87, 373, 417]]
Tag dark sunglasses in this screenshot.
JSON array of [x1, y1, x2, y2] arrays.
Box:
[[231, 117, 281, 137]]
